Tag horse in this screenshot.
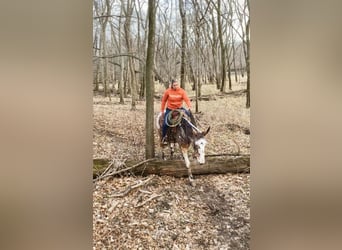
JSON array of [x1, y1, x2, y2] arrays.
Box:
[[156, 109, 210, 185]]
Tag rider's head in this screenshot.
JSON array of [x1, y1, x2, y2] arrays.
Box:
[[171, 79, 180, 90]]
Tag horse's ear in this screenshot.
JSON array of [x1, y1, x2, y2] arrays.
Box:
[[203, 126, 210, 136]]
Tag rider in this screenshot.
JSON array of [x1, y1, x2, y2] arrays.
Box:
[[160, 79, 192, 144]]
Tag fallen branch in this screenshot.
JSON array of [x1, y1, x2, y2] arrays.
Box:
[[134, 193, 162, 208], [206, 153, 249, 157], [111, 176, 155, 198], [187, 90, 247, 101], [94, 158, 155, 182], [221, 89, 247, 96], [139, 189, 153, 195], [93, 158, 126, 183]]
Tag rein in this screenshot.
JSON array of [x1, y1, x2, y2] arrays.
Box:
[[165, 109, 202, 133], [182, 116, 202, 133]]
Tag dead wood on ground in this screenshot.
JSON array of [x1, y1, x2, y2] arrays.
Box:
[[93, 155, 250, 179]]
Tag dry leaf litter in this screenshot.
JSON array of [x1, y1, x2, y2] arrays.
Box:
[[93, 82, 250, 249]]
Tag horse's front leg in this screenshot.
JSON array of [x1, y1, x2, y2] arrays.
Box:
[[170, 142, 175, 159], [160, 143, 166, 160], [181, 146, 194, 185]]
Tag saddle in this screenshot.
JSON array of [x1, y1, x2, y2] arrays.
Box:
[[159, 109, 194, 144]]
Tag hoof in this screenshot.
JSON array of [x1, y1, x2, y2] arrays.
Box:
[[161, 152, 166, 160], [188, 177, 195, 186]]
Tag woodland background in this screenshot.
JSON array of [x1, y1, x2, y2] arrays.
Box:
[[93, 0, 249, 158], [93, 0, 250, 249], [93, 0, 250, 107]]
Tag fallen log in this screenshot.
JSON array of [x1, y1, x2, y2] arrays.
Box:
[[187, 90, 247, 101], [93, 155, 249, 179]]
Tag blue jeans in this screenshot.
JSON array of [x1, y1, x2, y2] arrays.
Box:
[[162, 108, 190, 138]]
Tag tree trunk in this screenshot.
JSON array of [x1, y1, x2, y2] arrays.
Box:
[[179, 0, 187, 89], [189, 63, 196, 90], [226, 44, 232, 91], [245, 0, 250, 108], [135, 0, 146, 100], [100, 22, 108, 97], [231, 33, 238, 83], [93, 156, 250, 178], [102, 0, 111, 100], [145, 0, 156, 159], [124, 62, 129, 97], [123, 0, 137, 110], [118, 6, 125, 104], [93, 30, 100, 91]]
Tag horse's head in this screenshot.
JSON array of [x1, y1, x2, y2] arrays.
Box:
[[193, 127, 210, 164]]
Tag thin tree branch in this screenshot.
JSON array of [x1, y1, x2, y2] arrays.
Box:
[[111, 176, 155, 197], [94, 53, 143, 62], [98, 158, 156, 181], [134, 193, 162, 208]]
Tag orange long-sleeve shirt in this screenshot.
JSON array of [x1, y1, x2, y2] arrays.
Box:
[[160, 87, 191, 112]]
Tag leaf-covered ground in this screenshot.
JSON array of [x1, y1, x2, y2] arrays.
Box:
[[93, 82, 250, 249]]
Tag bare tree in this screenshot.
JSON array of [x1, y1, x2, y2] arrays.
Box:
[[205, 1, 221, 89], [245, 0, 250, 108], [101, 0, 111, 99], [216, 0, 227, 92], [230, 31, 239, 83], [134, 0, 149, 99], [94, 0, 110, 97], [122, 0, 137, 110], [92, 0, 249, 106], [93, 25, 101, 91], [155, 1, 180, 82], [117, 4, 125, 103], [178, 0, 187, 89], [233, 0, 250, 107], [145, 0, 156, 159]]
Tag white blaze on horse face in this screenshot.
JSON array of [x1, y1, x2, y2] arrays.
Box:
[[195, 138, 207, 164]]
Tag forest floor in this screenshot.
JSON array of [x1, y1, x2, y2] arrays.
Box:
[[93, 81, 250, 249]]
